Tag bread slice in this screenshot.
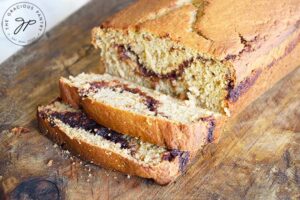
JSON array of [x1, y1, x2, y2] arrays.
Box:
[[37, 100, 190, 185], [59, 73, 223, 154], [92, 0, 300, 116]]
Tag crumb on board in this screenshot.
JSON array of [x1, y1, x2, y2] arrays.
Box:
[[53, 144, 58, 148], [47, 160, 53, 167], [127, 175, 131, 179], [11, 127, 30, 134]]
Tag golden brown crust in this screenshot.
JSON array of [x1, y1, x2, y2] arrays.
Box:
[[101, 0, 179, 29], [37, 108, 182, 185], [96, 0, 300, 115], [59, 78, 222, 155], [100, 0, 299, 72], [229, 32, 300, 117], [59, 79, 81, 109]]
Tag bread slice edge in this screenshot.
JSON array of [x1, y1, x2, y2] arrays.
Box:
[[59, 75, 224, 154], [37, 102, 184, 185]]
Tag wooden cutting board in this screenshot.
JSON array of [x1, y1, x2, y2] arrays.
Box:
[[0, 1, 299, 199]]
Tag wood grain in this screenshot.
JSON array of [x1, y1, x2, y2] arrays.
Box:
[[0, 0, 299, 199]]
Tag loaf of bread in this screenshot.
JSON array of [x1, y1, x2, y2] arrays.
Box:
[[92, 0, 300, 116], [59, 73, 223, 154], [37, 100, 190, 185]]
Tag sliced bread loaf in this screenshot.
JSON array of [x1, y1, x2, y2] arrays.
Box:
[[92, 0, 300, 116], [37, 100, 190, 185], [59, 73, 223, 154]]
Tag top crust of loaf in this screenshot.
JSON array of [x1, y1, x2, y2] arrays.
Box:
[[97, 0, 300, 83]]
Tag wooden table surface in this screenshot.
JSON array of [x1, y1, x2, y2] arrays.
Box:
[[0, 1, 299, 199]]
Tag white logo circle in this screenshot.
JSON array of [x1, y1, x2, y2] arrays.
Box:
[[2, 2, 46, 46]]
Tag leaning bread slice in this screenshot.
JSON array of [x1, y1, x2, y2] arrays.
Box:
[[59, 73, 223, 154], [37, 100, 190, 185]]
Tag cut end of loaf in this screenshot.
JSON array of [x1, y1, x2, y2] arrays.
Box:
[[92, 28, 235, 115]]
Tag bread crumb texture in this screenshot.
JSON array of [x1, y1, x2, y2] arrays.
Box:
[[94, 29, 233, 114], [64, 73, 219, 123]]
